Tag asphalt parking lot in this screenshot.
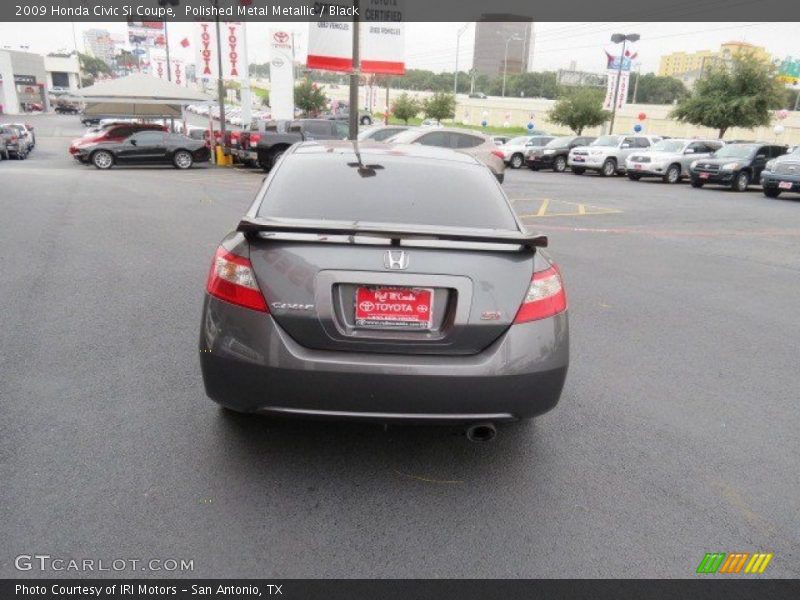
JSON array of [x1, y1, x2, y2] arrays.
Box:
[[2, 114, 799, 578]]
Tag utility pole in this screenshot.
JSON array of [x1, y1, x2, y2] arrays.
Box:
[[214, 0, 226, 155], [500, 33, 522, 98], [348, 0, 360, 140], [454, 23, 468, 96]]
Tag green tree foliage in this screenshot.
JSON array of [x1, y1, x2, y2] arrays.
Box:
[[670, 53, 786, 139], [78, 52, 112, 86], [422, 92, 456, 123], [294, 79, 328, 116], [390, 93, 421, 124], [628, 73, 688, 104], [547, 88, 611, 134], [489, 71, 562, 99]]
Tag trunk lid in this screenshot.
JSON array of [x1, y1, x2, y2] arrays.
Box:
[[248, 239, 534, 355]]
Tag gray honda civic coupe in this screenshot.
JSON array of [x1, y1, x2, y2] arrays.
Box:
[[199, 141, 569, 440]]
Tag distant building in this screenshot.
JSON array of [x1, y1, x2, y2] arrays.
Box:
[[658, 41, 771, 82], [44, 53, 80, 92], [472, 18, 533, 78], [0, 49, 50, 114], [83, 28, 116, 66]]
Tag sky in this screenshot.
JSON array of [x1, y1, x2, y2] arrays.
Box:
[[0, 21, 798, 75]]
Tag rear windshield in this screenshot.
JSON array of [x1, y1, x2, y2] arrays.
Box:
[[258, 154, 518, 231]]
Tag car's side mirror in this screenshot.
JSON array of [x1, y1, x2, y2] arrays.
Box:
[[685, 148, 695, 154], [756, 154, 766, 160], [129, 139, 137, 146], [621, 143, 631, 149]]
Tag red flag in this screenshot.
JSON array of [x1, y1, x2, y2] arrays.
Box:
[[180, 38, 190, 48]]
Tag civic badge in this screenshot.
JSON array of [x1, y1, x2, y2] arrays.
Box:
[[383, 250, 409, 270]]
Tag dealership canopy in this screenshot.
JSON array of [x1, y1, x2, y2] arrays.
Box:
[[71, 73, 214, 118]]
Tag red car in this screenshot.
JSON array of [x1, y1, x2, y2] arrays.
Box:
[[69, 123, 167, 162]]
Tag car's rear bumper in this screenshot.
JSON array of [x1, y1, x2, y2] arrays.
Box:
[[527, 155, 553, 168], [199, 296, 569, 423]]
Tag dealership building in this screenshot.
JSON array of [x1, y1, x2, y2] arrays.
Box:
[[0, 50, 80, 115]]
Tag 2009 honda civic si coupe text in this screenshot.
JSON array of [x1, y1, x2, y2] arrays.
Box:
[[199, 141, 569, 435]]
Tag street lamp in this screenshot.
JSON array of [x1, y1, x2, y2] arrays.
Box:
[[454, 23, 469, 96], [608, 33, 640, 134], [499, 33, 522, 98]]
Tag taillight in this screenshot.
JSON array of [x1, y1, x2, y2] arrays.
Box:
[[250, 133, 261, 145], [513, 265, 567, 324], [491, 149, 504, 160], [206, 247, 268, 312]]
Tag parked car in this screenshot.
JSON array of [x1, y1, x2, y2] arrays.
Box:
[[491, 135, 511, 146], [568, 135, 662, 176], [325, 101, 374, 126], [0, 124, 31, 159], [420, 119, 443, 128], [0, 125, 18, 159], [387, 127, 506, 183], [69, 123, 168, 162], [199, 141, 567, 438], [468, 92, 488, 99], [54, 102, 81, 114], [760, 145, 800, 198], [625, 138, 724, 183], [500, 135, 555, 169], [357, 125, 410, 142], [689, 143, 788, 192], [255, 119, 350, 171], [76, 131, 211, 170], [6, 123, 34, 152], [527, 136, 597, 172]]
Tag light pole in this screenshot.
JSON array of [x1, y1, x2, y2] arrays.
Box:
[[454, 23, 469, 96], [608, 33, 640, 134], [499, 33, 522, 98]]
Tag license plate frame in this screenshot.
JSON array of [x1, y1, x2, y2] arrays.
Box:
[[354, 286, 434, 330], [778, 181, 793, 190], [699, 172, 710, 179]]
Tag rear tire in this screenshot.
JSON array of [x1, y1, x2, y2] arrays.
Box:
[[571, 167, 585, 175], [732, 171, 750, 192], [360, 115, 373, 126], [664, 164, 681, 184], [600, 158, 616, 177], [270, 149, 285, 168], [92, 150, 114, 170], [510, 153, 524, 169], [173, 150, 193, 169], [763, 188, 781, 198], [553, 156, 567, 172], [690, 178, 704, 188]]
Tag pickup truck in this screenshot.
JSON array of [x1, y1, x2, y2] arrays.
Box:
[[238, 119, 350, 171]]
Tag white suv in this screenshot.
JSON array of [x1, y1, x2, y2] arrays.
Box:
[[568, 135, 662, 176]]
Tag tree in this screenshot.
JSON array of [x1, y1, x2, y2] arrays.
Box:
[[670, 53, 786, 139], [547, 88, 611, 134], [422, 92, 455, 124], [294, 80, 328, 116], [628, 73, 688, 104], [78, 52, 112, 86], [391, 93, 420, 124]]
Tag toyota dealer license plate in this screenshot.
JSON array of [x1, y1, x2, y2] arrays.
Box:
[[355, 287, 433, 329], [778, 181, 793, 190], [699, 172, 710, 179], [634, 164, 643, 170]]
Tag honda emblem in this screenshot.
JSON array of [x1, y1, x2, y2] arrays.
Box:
[[383, 250, 409, 270]]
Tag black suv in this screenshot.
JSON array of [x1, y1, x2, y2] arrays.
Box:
[[689, 143, 788, 192], [527, 135, 597, 172]]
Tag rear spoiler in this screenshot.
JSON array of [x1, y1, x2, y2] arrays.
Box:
[[237, 217, 547, 249]]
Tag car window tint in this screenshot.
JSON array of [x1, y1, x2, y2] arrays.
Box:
[[333, 122, 350, 138], [372, 128, 403, 141], [634, 138, 650, 148], [303, 122, 331, 136], [416, 132, 449, 147], [130, 132, 165, 144], [454, 134, 484, 149], [770, 146, 787, 158], [259, 154, 518, 231]]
